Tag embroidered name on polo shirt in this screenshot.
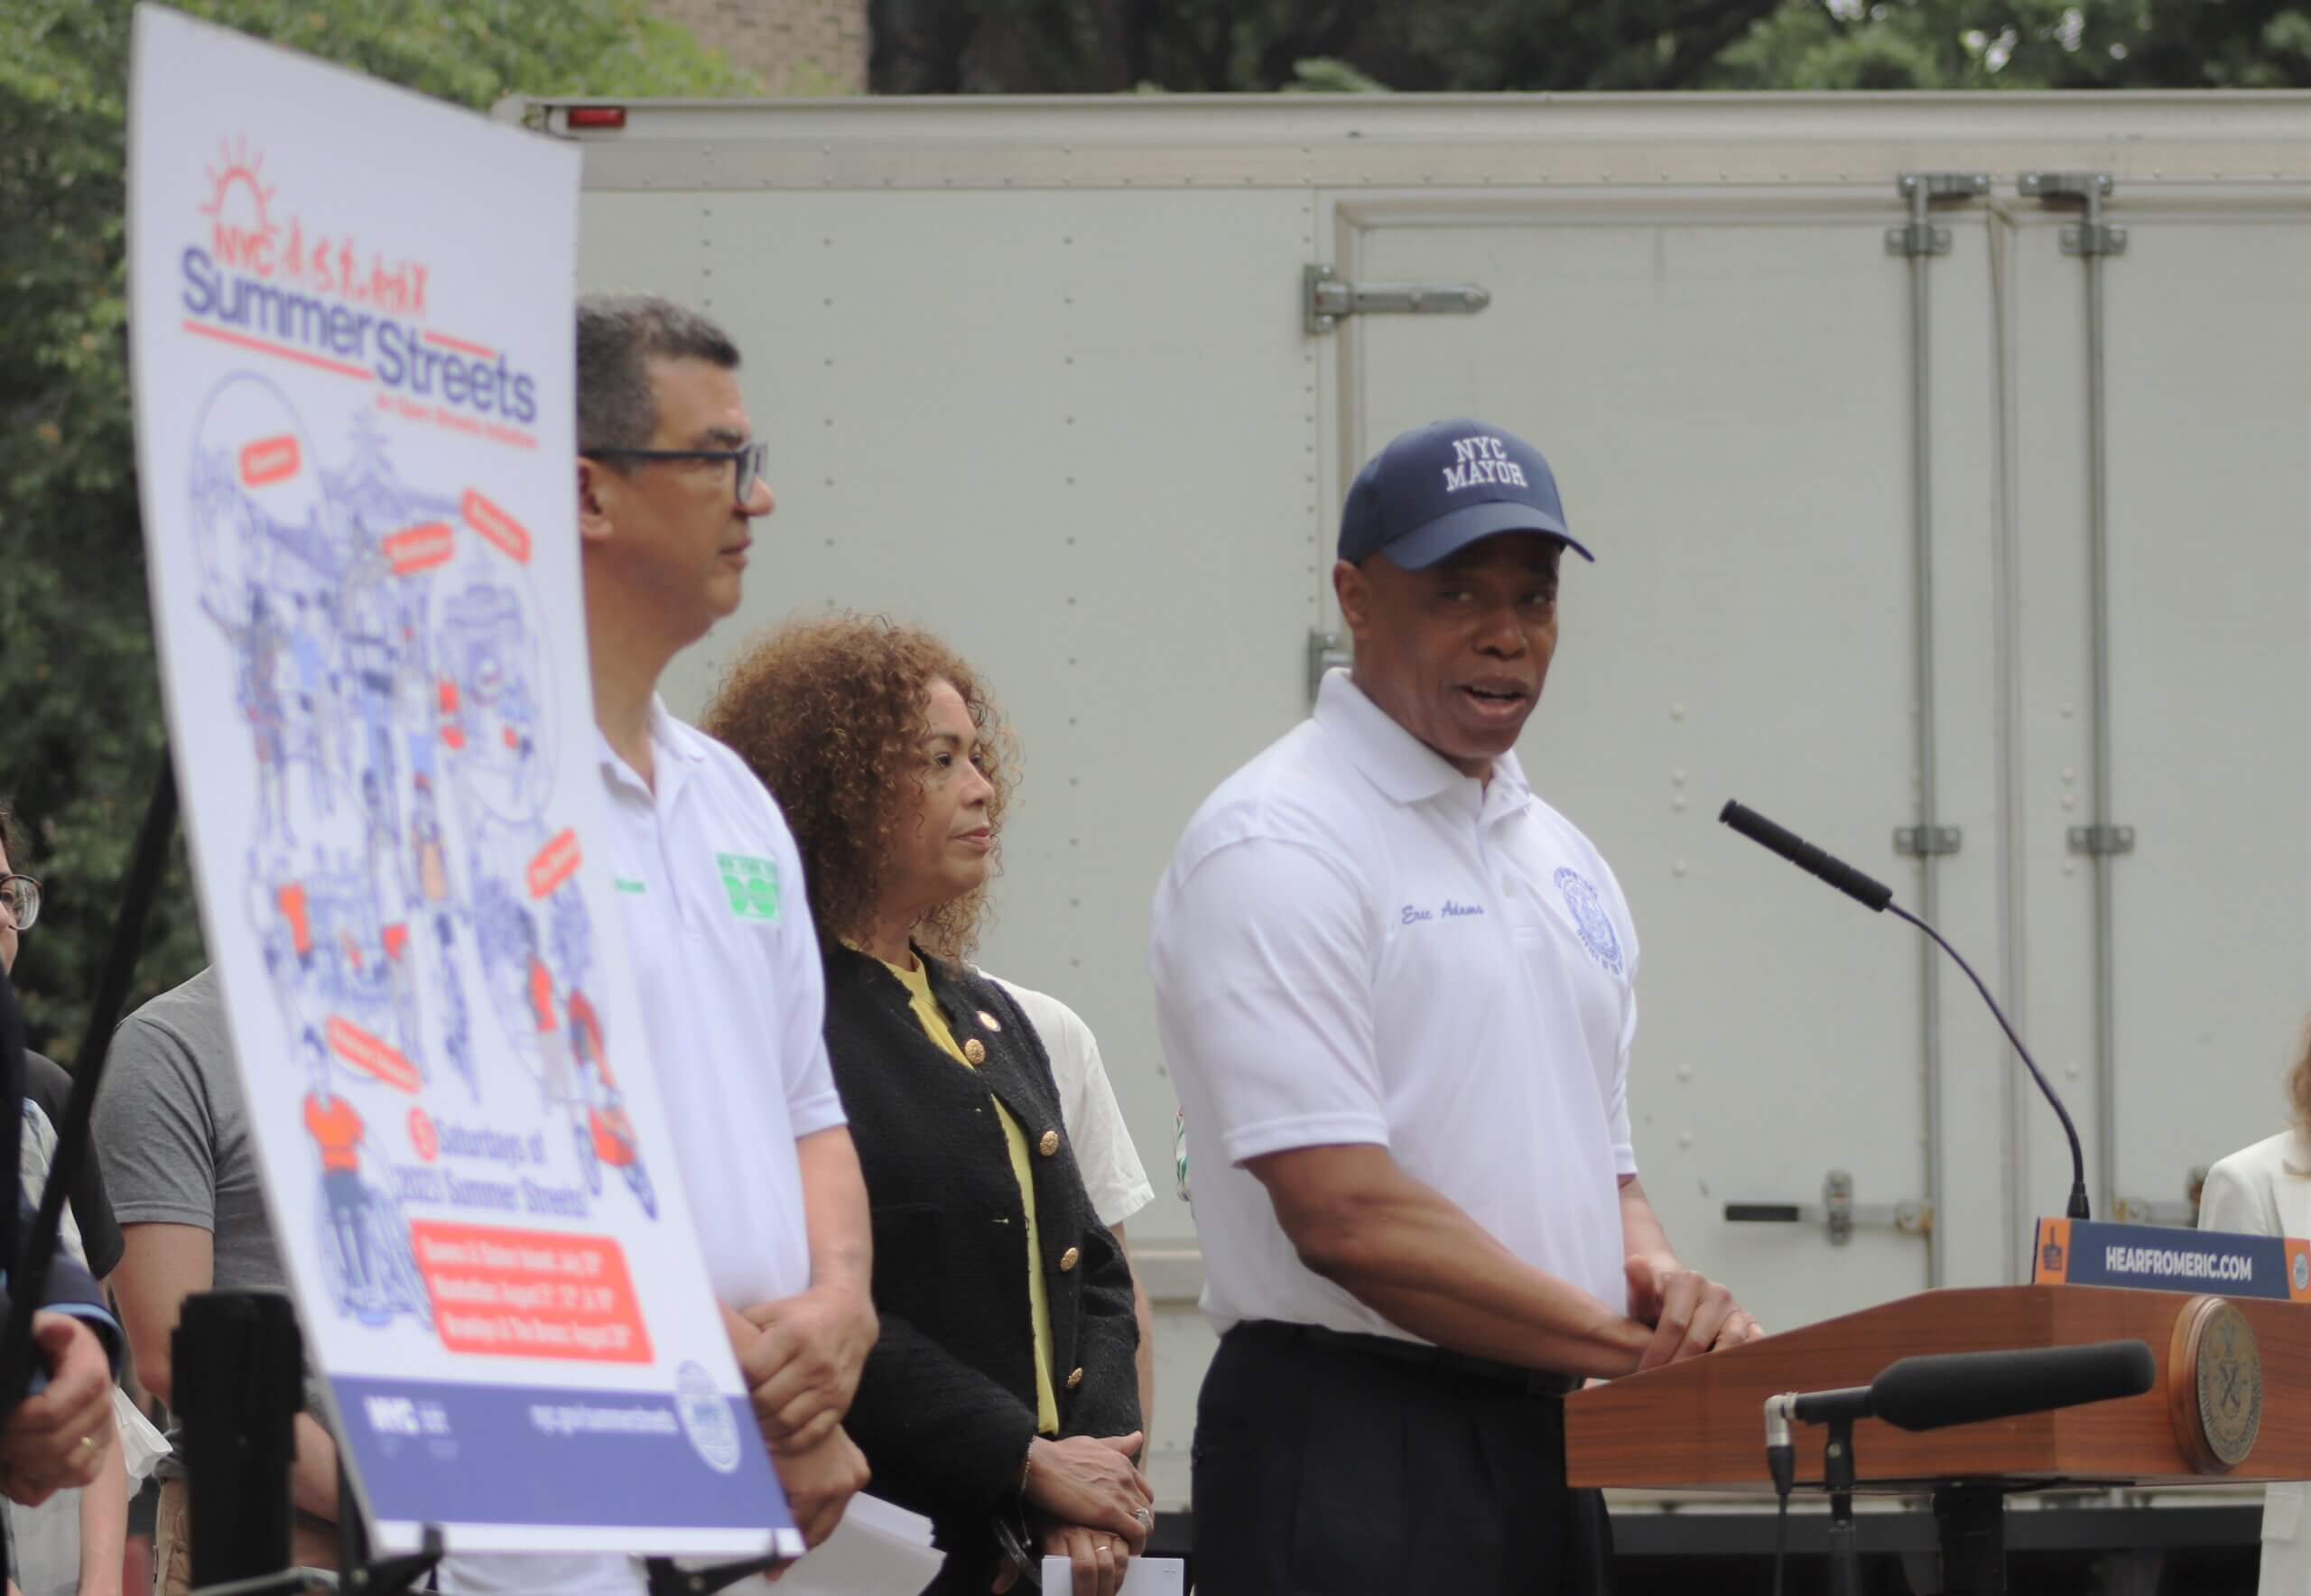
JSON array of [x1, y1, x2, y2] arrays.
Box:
[[1400, 899, 1486, 925], [612, 877, 648, 895], [716, 853, 780, 922]]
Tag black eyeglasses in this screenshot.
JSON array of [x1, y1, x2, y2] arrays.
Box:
[[587, 441, 768, 507], [0, 874, 39, 933]]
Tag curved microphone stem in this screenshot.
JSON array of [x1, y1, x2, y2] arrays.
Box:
[[1887, 901, 2091, 1222]]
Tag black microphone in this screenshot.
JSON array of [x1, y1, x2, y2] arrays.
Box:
[[1720, 800, 1894, 912], [1772, 1340, 2153, 1453], [1718, 800, 2092, 1223], [1790, 1385, 1875, 1426], [1870, 1339, 2155, 1433]]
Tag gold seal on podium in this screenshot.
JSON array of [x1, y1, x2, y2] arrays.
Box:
[[2169, 1294, 2262, 1472]]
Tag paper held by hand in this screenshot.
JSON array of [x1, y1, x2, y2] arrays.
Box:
[[748, 1494, 941, 1594], [1042, 1555, 1186, 1594]]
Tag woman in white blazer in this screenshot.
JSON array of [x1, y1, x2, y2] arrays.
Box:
[[2199, 1024, 2311, 1596]]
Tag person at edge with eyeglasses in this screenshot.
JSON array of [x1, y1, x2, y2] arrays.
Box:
[[0, 803, 134, 1596], [0, 804, 128, 1537]]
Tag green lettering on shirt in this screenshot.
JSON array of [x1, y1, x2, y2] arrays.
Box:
[[716, 852, 781, 923], [613, 877, 648, 895]]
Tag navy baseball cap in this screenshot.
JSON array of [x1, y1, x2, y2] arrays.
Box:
[[1338, 418, 1592, 570]]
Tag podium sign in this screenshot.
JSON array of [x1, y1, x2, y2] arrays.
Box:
[[127, 6, 790, 1556], [2032, 1218, 2311, 1304]]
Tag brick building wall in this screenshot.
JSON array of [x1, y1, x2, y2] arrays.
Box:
[[654, 0, 868, 94]]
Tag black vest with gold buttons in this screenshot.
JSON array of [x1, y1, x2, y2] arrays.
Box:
[[821, 942, 1142, 1554]]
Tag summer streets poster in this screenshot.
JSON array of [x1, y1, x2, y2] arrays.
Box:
[[126, 6, 793, 1556]]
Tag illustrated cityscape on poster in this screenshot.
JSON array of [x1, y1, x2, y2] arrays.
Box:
[[192, 373, 657, 1353]]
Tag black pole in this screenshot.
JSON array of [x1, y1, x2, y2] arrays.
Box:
[[0, 757, 179, 1417], [1823, 1415, 1862, 1596], [1933, 1483, 2009, 1595], [175, 1291, 302, 1586]]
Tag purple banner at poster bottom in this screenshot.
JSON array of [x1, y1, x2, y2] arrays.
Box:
[[332, 1371, 788, 1545]]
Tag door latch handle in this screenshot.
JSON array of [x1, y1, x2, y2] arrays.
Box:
[[1724, 1169, 1932, 1247]]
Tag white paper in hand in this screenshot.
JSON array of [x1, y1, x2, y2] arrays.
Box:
[[753, 1495, 943, 1595], [1041, 1555, 1186, 1595]]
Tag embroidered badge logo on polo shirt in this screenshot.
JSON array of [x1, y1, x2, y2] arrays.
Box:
[[1552, 868, 1623, 975], [716, 852, 781, 923]]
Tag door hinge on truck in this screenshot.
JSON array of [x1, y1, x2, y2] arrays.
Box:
[[1883, 172, 1990, 257], [1304, 264, 1490, 336]]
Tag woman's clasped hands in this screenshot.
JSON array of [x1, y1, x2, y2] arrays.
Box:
[[995, 1431, 1152, 1596]]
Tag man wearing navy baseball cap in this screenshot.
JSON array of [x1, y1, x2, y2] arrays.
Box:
[[1152, 419, 1757, 1594]]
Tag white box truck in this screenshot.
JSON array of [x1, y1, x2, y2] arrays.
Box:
[[498, 90, 2311, 1532]]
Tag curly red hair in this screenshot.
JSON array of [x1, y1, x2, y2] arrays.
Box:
[[702, 615, 1017, 963]]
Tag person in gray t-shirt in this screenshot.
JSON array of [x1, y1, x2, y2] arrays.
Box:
[[95, 968, 341, 1591]]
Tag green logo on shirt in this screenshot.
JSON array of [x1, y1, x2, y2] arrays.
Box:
[[717, 853, 781, 923]]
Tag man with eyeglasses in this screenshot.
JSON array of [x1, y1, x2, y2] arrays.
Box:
[[426, 296, 878, 1595], [0, 815, 124, 1293], [0, 803, 134, 1596], [0, 803, 125, 1516]]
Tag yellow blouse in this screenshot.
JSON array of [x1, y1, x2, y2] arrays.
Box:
[[883, 956, 1061, 1435]]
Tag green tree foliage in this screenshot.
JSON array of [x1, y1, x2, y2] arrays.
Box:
[[871, 0, 1788, 91], [1712, 0, 2311, 90], [0, 0, 750, 1056], [869, 0, 2311, 90]]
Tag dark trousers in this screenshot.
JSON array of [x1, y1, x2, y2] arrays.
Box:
[[1191, 1322, 1613, 1596]]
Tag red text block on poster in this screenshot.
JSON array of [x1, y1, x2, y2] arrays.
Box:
[[527, 829, 580, 899], [384, 521, 455, 575], [462, 490, 531, 563], [239, 434, 301, 486], [328, 1016, 422, 1095], [410, 1222, 652, 1364]]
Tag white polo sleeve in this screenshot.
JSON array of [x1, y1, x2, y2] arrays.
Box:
[[1050, 1002, 1153, 1229], [1601, 860, 1640, 1177], [767, 807, 845, 1140], [1156, 836, 1388, 1166], [1606, 990, 1638, 1177]]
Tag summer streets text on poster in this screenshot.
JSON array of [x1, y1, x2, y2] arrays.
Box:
[[125, 6, 793, 1556]]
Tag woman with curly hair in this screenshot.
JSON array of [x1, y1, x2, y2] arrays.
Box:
[[2202, 1018, 2311, 1596], [704, 617, 1151, 1596]]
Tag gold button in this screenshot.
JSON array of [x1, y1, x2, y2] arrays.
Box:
[[1038, 1129, 1060, 1157], [1066, 1367, 1084, 1389], [962, 1038, 986, 1064], [1059, 1247, 1080, 1272]]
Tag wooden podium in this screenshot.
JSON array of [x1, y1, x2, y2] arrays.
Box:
[[1566, 1283, 2311, 1490], [1565, 1284, 2309, 1593]]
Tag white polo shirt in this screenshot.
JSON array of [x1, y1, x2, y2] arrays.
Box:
[[442, 702, 847, 1596], [599, 699, 848, 1303], [442, 706, 841, 1594], [1149, 669, 1638, 1341]]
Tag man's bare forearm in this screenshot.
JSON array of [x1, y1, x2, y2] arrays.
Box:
[[291, 1411, 339, 1521], [1249, 1145, 1651, 1378], [77, 1440, 127, 1596], [796, 1127, 873, 1304], [1619, 1174, 1676, 1270]]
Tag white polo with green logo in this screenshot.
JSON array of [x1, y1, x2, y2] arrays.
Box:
[[596, 698, 847, 1309]]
